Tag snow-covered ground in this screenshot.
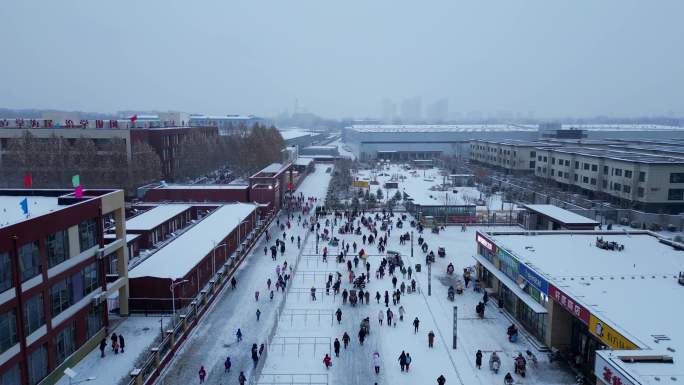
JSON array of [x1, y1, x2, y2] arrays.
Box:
[[55, 315, 171, 385]]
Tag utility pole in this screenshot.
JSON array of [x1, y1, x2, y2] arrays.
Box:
[[410, 230, 414, 258], [428, 261, 432, 296], [453, 306, 458, 349]]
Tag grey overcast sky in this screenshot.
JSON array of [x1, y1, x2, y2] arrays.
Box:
[[1, 0, 683, 119]]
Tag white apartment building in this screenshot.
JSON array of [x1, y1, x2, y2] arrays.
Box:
[[469, 140, 560, 173]]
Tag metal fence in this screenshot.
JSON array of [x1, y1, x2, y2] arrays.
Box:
[[254, 373, 328, 385]]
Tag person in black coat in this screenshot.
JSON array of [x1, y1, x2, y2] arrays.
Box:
[[99, 339, 106, 357], [119, 334, 125, 353], [475, 350, 482, 369]]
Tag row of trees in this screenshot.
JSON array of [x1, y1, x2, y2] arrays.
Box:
[[173, 124, 285, 181], [0, 132, 161, 192]]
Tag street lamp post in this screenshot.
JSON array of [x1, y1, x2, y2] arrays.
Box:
[[170, 279, 189, 327]]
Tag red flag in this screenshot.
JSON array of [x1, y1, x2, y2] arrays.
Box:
[[130, 114, 138, 123], [23, 174, 32, 188], [74, 185, 84, 198]]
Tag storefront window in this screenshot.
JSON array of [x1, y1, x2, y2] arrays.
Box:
[[496, 249, 518, 281], [517, 302, 546, 342]]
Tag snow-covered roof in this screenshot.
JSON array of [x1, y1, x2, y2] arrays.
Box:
[[0, 195, 65, 228], [349, 124, 537, 133], [279, 129, 316, 140], [523, 204, 598, 225], [259, 163, 284, 174], [129, 203, 256, 279], [156, 184, 248, 190], [294, 157, 314, 167], [104, 233, 140, 243], [485, 231, 684, 383], [125, 204, 191, 231]]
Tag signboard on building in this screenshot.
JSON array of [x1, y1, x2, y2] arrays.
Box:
[[589, 315, 639, 350], [548, 284, 590, 325], [594, 353, 636, 385], [518, 263, 549, 294], [352, 180, 370, 188], [476, 233, 496, 253]]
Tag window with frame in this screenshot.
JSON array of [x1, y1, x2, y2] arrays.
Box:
[[47, 230, 70, 268], [564, 172, 569, 178], [604, 165, 609, 174], [28, 345, 48, 385], [530, 151, 535, 157], [0, 252, 12, 292], [591, 164, 598, 172], [639, 171, 646, 182], [0, 309, 18, 354], [603, 180, 608, 188], [625, 170, 633, 178], [574, 161, 579, 169], [590, 178, 597, 185], [582, 176, 589, 183], [583, 163, 589, 170], [574, 174, 578, 182], [623, 185, 631, 193], [18, 241, 41, 282], [53, 323, 75, 365], [0, 364, 20, 385], [78, 218, 98, 252], [24, 294, 44, 336], [670, 173, 684, 183], [637, 187, 644, 197], [551, 158, 555, 165], [82, 262, 99, 296], [668, 189, 684, 201], [565, 160, 570, 167], [87, 303, 104, 339], [614, 168, 622, 176], [50, 277, 73, 317], [550, 169, 555, 176], [614, 183, 621, 191]]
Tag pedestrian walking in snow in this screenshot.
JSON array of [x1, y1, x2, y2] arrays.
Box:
[[378, 310, 384, 325], [259, 343, 265, 356], [99, 339, 106, 357], [269, 290, 274, 301], [334, 338, 341, 357], [251, 349, 259, 368], [408, 266, 413, 280], [267, 278, 271, 290], [231, 277, 237, 289], [483, 290, 489, 304], [236, 328, 242, 342], [437, 374, 446, 385], [111, 333, 117, 352], [336, 308, 342, 324], [364, 291, 370, 303], [398, 305, 405, 321], [375, 291, 381, 304], [398, 351, 406, 371], [255, 291, 260, 301], [384, 291, 389, 307], [264, 246, 267, 255], [358, 329, 366, 345], [413, 317, 420, 333], [428, 330, 435, 348], [373, 351, 381, 374], [119, 334, 125, 353], [392, 276, 398, 289], [311, 287, 317, 301], [238, 371, 247, 385], [323, 353, 332, 369], [475, 350, 483, 369], [342, 332, 350, 349], [387, 308, 394, 327], [198, 366, 206, 383], [224, 356, 231, 372], [405, 353, 412, 371], [256, 309, 261, 321]]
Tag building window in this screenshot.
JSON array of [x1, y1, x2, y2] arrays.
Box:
[[0, 309, 18, 354], [50, 278, 73, 317], [87, 303, 104, 339], [582, 176, 589, 183], [614, 183, 621, 191], [54, 323, 75, 365], [79, 218, 98, 252], [604, 165, 609, 175], [574, 161, 579, 169], [574, 174, 578, 182], [0, 364, 20, 385], [625, 170, 633, 178], [543, 156, 547, 162], [603, 180, 608, 188], [18, 241, 41, 282], [47, 230, 70, 268], [27, 345, 48, 385], [590, 178, 597, 185], [83, 262, 99, 296], [564, 172, 569, 179], [0, 252, 12, 293], [670, 173, 684, 183], [637, 187, 644, 197], [583, 163, 589, 170], [639, 172, 646, 182], [536, 167, 541, 173], [551, 157, 555, 165], [529, 161, 535, 169], [614, 168, 622, 177], [24, 294, 44, 336], [550, 169, 555, 176], [591, 164, 598, 172], [530, 151, 535, 157], [537, 156, 542, 161], [565, 160, 570, 166], [623, 185, 631, 193], [668, 189, 684, 201]]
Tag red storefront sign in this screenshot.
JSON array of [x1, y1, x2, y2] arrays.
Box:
[[476, 233, 496, 253], [548, 284, 590, 325]]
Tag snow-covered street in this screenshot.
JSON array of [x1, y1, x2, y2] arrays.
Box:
[[154, 164, 575, 385]]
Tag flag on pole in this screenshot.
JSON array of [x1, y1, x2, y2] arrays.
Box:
[[71, 175, 80, 188], [130, 114, 138, 123], [23, 174, 32, 188], [74, 185, 84, 198], [19, 198, 29, 216]]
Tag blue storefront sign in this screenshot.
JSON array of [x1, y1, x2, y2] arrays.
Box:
[[518, 264, 549, 294]]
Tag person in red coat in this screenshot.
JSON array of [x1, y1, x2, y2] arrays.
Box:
[[323, 354, 332, 369]]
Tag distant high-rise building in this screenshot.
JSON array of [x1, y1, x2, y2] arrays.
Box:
[[381, 98, 397, 123], [426, 98, 448, 123], [400, 97, 422, 122]]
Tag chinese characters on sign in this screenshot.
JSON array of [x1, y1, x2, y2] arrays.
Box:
[[589, 315, 638, 350], [548, 284, 590, 324], [594, 354, 635, 385], [476, 233, 496, 253]]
